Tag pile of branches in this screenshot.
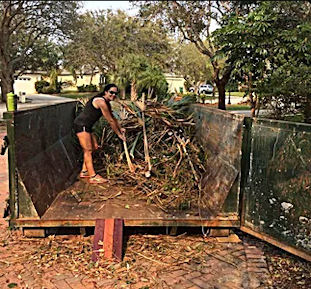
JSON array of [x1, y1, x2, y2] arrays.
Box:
[[92, 95, 207, 212]]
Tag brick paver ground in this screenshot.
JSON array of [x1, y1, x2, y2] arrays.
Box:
[[0, 126, 270, 289]]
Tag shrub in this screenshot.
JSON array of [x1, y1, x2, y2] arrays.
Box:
[[35, 80, 49, 93], [85, 84, 97, 92], [42, 86, 56, 94], [77, 84, 98, 92], [77, 85, 86, 92]]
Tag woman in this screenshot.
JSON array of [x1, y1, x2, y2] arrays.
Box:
[[73, 83, 126, 184]]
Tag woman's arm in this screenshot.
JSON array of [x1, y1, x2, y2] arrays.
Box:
[[97, 100, 126, 141], [114, 116, 125, 134]]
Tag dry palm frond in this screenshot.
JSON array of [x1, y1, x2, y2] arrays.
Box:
[[92, 95, 206, 212]]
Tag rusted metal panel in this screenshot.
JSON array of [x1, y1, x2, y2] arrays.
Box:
[[241, 118, 311, 259], [5, 102, 81, 218], [192, 105, 244, 216]]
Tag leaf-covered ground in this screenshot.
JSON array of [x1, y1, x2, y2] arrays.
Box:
[[0, 224, 310, 289], [240, 231, 311, 289]]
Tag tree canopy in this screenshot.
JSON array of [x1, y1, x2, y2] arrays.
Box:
[[64, 9, 171, 94], [172, 41, 213, 91], [0, 0, 80, 102], [133, 0, 247, 109], [213, 1, 311, 120]]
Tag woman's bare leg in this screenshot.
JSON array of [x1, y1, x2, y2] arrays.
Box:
[[81, 134, 98, 173], [76, 132, 96, 177], [91, 133, 99, 150], [82, 161, 87, 172]]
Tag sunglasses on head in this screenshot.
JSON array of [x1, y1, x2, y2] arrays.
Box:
[[109, 90, 118, 95]]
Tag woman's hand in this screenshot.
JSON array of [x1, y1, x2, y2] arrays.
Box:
[[118, 128, 126, 141], [118, 133, 126, 142]]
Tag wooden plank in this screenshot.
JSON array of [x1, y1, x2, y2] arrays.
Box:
[[209, 228, 230, 237], [13, 217, 240, 228], [92, 219, 105, 262], [113, 219, 123, 261], [92, 219, 124, 262], [103, 219, 114, 259], [23, 228, 46, 238]]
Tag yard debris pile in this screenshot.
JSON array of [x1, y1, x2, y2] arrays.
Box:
[[90, 95, 207, 213]]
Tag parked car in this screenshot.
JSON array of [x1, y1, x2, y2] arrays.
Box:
[[189, 84, 213, 94], [199, 84, 213, 94]]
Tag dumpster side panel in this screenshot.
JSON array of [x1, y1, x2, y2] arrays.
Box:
[[17, 171, 40, 218], [193, 105, 244, 216], [13, 102, 81, 217], [241, 118, 311, 257]]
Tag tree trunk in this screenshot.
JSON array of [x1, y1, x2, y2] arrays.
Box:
[[89, 68, 95, 85], [120, 88, 126, 99], [0, 71, 14, 103], [213, 65, 231, 111], [247, 73, 258, 118], [147, 87, 154, 99], [250, 100, 256, 117], [216, 80, 226, 110], [0, 45, 15, 103], [130, 80, 138, 101]]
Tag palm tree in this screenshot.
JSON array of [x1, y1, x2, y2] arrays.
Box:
[[137, 64, 168, 101], [116, 54, 148, 100]]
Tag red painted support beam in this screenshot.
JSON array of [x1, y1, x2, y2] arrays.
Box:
[[92, 218, 123, 262]]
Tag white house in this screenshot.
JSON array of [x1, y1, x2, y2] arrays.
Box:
[[11, 70, 186, 96], [164, 73, 186, 94], [13, 71, 46, 96]]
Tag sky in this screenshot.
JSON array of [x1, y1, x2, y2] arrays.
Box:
[[81, 1, 218, 30], [81, 1, 137, 15]]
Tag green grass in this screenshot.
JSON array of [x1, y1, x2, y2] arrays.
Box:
[[226, 91, 246, 97], [283, 114, 305, 123], [226, 104, 250, 110], [57, 91, 95, 99]]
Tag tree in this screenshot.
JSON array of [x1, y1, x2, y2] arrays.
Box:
[[173, 41, 213, 92], [213, 1, 311, 118], [137, 64, 168, 101], [0, 0, 80, 102], [133, 1, 246, 109], [64, 9, 171, 90], [258, 63, 311, 122], [115, 54, 148, 100]]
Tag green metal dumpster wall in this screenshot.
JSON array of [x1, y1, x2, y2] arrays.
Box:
[[193, 105, 244, 216], [241, 118, 311, 258], [4, 102, 81, 218], [6, 103, 242, 225], [5, 101, 311, 260]]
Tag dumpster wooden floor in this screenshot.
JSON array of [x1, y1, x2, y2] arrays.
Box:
[[41, 178, 239, 227]]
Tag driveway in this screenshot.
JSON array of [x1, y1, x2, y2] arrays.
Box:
[[0, 94, 76, 120]]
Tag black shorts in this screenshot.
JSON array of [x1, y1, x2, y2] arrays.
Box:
[[73, 123, 92, 133]]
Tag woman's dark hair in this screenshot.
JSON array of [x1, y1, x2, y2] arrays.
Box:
[[103, 83, 118, 92], [95, 83, 118, 97]]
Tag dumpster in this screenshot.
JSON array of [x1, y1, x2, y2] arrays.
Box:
[[3, 102, 311, 261]]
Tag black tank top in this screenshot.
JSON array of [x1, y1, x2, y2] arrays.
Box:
[[74, 94, 111, 129]]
